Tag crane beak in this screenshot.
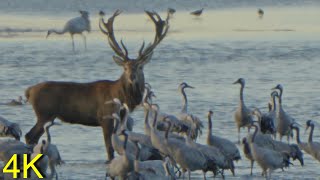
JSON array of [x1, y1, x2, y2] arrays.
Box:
[[186, 84, 194, 89], [232, 80, 239, 84]]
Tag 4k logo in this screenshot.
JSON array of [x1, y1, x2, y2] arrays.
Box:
[[2, 154, 44, 178]]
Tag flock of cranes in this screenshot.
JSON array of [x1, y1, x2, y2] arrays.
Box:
[[44, 8, 206, 52], [1, 79, 320, 179], [1, 7, 318, 180], [44, 7, 265, 52], [0, 121, 63, 179]]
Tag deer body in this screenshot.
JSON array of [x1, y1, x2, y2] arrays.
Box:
[[25, 10, 169, 162], [25, 79, 143, 124]]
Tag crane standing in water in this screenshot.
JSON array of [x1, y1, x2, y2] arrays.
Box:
[[46, 10, 91, 51]]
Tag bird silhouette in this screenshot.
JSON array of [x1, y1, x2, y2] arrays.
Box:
[[46, 10, 91, 51], [257, 8, 264, 19], [167, 8, 176, 18], [190, 8, 204, 17]]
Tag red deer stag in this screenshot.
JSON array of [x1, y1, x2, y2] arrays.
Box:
[[25, 10, 170, 161]]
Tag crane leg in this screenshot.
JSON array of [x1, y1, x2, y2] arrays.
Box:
[[202, 171, 206, 180], [238, 127, 240, 144], [71, 34, 75, 52], [250, 160, 254, 175], [82, 34, 87, 50]]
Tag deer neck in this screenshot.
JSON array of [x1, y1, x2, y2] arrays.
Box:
[[116, 74, 145, 112]]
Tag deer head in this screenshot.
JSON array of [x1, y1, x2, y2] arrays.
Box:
[[99, 10, 169, 85]]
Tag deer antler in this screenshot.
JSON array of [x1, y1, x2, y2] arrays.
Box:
[[99, 10, 170, 63], [137, 11, 170, 63], [99, 10, 130, 61]]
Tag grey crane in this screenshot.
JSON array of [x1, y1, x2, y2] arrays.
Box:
[[149, 104, 174, 157], [242, 137, 254, 175], [249, 123, 291, 179], [272, 84, 295, 142], [249, 113, 304, 167], [145, 86, 189, 136], [252, 91, 278, 135], [106, 130, 134, 180], [305, 120, 320, 161], [189, 139, 233, 178], [244, 120, 275, 176], [233, 78, 254, 143], [0, 116, 22, 140], [207, 111, 241, 163], [33, 122, 64, 180], [128, 141, 175, 180], [46, 10, 90, 51], [188, 114, 234, 177], [164, 121, 209, 180], [0, 139, 32, 163], [167, 8, 176, 19], [111, 113, 161, 160], [30, 140, 53, 179], [121, 103, 162, 160], [178, 82, 203, 140], [150, 104, 185, 141], [252, 108, 276, 135], [290, 123, 311, 154], [105, 98, 134, 132]]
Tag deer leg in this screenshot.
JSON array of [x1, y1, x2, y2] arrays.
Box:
[[102, 119, 114, 162], [25, 121, 46, 145], [25, 115, 55, 145]]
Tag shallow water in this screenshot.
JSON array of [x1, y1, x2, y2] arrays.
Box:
[[1, 4, 320, 180]]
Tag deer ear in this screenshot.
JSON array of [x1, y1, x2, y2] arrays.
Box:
[[113, 56, 124, 66]]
